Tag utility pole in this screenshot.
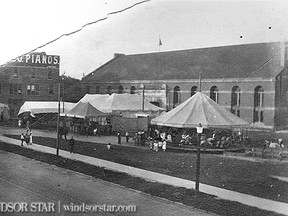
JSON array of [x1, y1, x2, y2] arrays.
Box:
[[56, 82, 61, 156], [140, 84, 145, 111], [199, 71, 202, 92]]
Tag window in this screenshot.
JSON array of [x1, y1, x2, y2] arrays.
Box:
[[13, 67, 18, 78], [130, 86, 136, 94], [231, 86, 241, 117], [253, 86, 264, 123], [118, 85, 123, 94], [86, 85, 90, 94], [18, 84, 22, 94], [27, 84, 36, 95], [9, 84, 13, 94], [9, 84, 21, 94], [48, 68, 52, 79], [191, 86, 198, 97], [107, 86, 112, 95], [13, 84, 18, 94], [49, 85, 54, 94], [31, 68, 36, 78], [95, 86, 100, 94], [27, 85, 31, 95], [35, 84, 39, 95], [210, 86, 219, 103], [173, 86, 181, 107]]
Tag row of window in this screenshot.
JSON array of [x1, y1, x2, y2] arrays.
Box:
[[86, 84, 265, 123], [13, 67, 53, 79], [5, 84, 55, 95], [173, 85, 264, 123]]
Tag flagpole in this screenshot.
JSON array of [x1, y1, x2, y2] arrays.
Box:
[[159, 35, 162, 52]]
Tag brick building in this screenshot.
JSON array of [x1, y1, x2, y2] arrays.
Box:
[[81, 42, 288, 130], [0, 52, 60, 118]]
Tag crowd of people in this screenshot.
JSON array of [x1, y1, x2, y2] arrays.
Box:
[[148, 129, 172, 152]]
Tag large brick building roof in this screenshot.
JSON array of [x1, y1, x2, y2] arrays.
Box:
[[83, 42, 284, 82]]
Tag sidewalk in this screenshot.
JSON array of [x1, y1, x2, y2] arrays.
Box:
[[1, 127, 288, 215]]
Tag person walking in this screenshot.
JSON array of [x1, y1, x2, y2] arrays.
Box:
[[117, 132, 121, 145], [69, 136, 75, 153], [107, 143, 111, 150], [125, 131, 129, 142], [20, 133, 25, 146]]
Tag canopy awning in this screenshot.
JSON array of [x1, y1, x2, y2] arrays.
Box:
[[18, 101, 76, 117]]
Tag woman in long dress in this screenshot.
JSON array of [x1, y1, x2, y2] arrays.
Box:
[[29, 130, 33, 145]]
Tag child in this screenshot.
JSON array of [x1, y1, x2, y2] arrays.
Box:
[[107, 143, 111, 150], [162, 140, 167, 151]]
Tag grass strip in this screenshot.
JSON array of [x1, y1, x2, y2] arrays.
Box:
[[0, 140, 283, 216]]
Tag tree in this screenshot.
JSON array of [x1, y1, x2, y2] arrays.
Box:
[[60, 75, 85, 103]]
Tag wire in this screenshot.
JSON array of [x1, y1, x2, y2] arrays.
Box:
[[0, 0, 151, 68]]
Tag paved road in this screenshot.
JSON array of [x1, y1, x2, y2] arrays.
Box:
[[0, 150, 215, 216]]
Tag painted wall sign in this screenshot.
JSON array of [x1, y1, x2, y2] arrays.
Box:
[[7, 52, 60, 68]]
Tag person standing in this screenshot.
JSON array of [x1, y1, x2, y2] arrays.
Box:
[[69, 136, 75, 153], [29, 130, 33, 145], [125, 131, 129, 142], [117, 132, 121, 145], [20, 133, 25, 146]]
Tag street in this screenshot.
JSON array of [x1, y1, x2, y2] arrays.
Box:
[[0, 149, 215, 216]]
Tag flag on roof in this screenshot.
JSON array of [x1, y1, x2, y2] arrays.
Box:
[[159, 38, 162, 46]]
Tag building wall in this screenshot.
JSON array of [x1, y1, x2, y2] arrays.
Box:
[[0, 65, 59, 118], [81, 78, 276, 128], [275, 68, 288, 130]]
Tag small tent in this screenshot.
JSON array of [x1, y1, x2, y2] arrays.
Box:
[[0, 103, 10, 121], [63, 102, 105, 118], [151, 92, 249, 128]]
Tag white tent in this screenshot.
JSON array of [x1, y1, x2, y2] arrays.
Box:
[[63, 102, 105, 118], [79, 93, 164, 117], [151, 92, 249, 128], [18, 101, 76, 117]]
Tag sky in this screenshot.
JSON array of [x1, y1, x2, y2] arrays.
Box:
[[1, 0, 288, 79]]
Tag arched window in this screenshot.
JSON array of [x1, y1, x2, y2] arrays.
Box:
[[86, 85, 90, 94], [253, 86, 264, 123], [173, 86, 181, 107], [118, 85, 123, 94], [95, 86, 100, 94], [210, 86, 219, 103], [231, 86, 241, 117], [107, 86, 112, 95], [130, 86, 136, 94], [191, 86, 198, 97]]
